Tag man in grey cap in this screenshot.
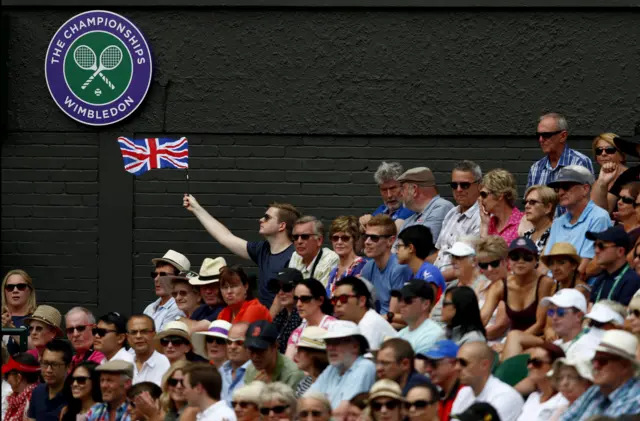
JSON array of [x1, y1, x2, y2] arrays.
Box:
[[396, 167, 454, 244], [545, 165, 612, 277], [90, 361, 134, 421]]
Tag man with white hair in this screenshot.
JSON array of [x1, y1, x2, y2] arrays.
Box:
[[65, 307, 105, 371]]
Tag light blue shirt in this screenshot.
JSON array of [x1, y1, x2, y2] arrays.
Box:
[[397, 195, 455, 242], [142, 297, 185, 331], [398, 318, 446, 354], [360, 254, 413, 314], [544, 200, 612, 259], [220, 360, 251, 405], [307, 356, 376, 409]]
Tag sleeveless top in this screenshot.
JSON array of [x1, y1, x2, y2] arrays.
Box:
[[504, 274, 543, 331]]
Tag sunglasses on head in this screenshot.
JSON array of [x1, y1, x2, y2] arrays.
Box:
[[160, 337, 188, 347], [370, 400, 401, 411], [151, 271, 171, 279], [259, 405, 289, 415], [299, 410, 324, 418], [628, 308, 640, 318], [547, 308, 570, 318], [294, 295, 314, 304], [4, 283, 29, 292], [450, 181, 478, 190], [225, 338, 245, 346], [508, 252, 535, 262], [478, 259, 501, 270], [72, 376, 90, 385], [232, 401, 255, 409], [292, 234, 314, 241], [331, 235, 352, 243], [331, 294, 357, 305], [167, 378, 184, 387], [527, 358, 550, 368], [403, 399, 437, 410], [66, 325, 91, 335], [595, 146, 618, 156], [364, 233, 392, 242], [552, 182, 580, 193], [537, 130, 564, 139], [619, 196, 635, 205], [92, 327, 117, 337], [205, 336, 226, 345]]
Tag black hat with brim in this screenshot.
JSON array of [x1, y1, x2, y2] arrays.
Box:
[[614, 135, 640, 158]]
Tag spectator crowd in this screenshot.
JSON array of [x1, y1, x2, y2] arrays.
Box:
[[3, 112, 640, 421]]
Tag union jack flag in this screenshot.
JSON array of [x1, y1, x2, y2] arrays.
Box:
[[117, 137, 189, 176]]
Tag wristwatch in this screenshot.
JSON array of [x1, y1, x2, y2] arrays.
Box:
[[386, 312, 395, 323]]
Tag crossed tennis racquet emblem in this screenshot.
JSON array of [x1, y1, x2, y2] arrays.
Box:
[[73, 45, 123, 90]]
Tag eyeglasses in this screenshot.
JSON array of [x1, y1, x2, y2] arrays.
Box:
[[403, 399, 438, 410], [92, 327, 117, 337], [259, 405, 289, 415], [167, 378, 184, 387], [589, 320, 607, 329], [552, 182, 580, 193], [523, 199, 541, 206], [262, 214, 273, 221], [456, 358, 469, 367], [128, 399, 137, 408], [299, 410, 324, 418], [160, 337, 188, 347], [478, 259, 501, 270], [331, 235, 352, 243], [151, 271, 171, 279], [41, 361, 66, 369], [479, 191, 491, 199], [370, 400, 401, 411], [527, 358, 550, 368], [279, 282, 295, 293], [72, 376, 90, 385], [66, 325, 93, 335], [402, 297, 416, 305], [171, 290, 191, 298], [4, 283, 29, 291], [294, 295, 314, 304], [28, 325, 46, 333], [292, 234, 315, 241], [232, 401, 255, 409], [537, 130, 564, 139], [595, 241, 618, 251], [627, 308, 640, 318], [547, 308, 569, 318], [449, 180, 479, 190], [619, 196, 635, 205], [592, 354, 623, 366], [595, 147, 618, 156], [634, 202, 640, 209], [225, 338, 245, 346], [205, 336, 226, 345], [442, 300, 454, 307], [508, 252, 535, 262], [363, 233, 392, 242], [331, 294, 358, 305], [128, 329, 154, 336]]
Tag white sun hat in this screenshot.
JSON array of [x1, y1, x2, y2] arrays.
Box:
[[191, 320, 232, 359], [189, 257, 227, 286], [152, 250, 191, 272]]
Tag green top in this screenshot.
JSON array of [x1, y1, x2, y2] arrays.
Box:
[[244, 352, 306, 390]]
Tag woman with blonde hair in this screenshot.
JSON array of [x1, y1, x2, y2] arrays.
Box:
[[591, 132, 628, 213], [2, 269, 37, 352], [479, 169, 523, 245], [522, 185, 558, 256], [325, 216, 366, 296], [475, 236, 510, 343], [616, 182, 640, 233], [258, 382, 297, 421], [627, 295, 640, 360], [159, 360, 189, 421], [232, 381, 265, 421]]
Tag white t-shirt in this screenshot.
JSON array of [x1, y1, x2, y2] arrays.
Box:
[[197, 401, 237, 421], [358, 309, 398, 351], [452, 375, 524, 421], [133, 350, 171, 386], [2, 380, 12, 421], [553, 328, 603, 360], [516, 392, 568, 421], [110, 347, 136, 364]]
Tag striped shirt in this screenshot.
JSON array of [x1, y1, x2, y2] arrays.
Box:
[[560, 378, 640, 421], [434, 202, 481, 271]]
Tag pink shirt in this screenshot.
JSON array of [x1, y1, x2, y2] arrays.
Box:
[[287, 315, 336, 347], [69, 350, 105, 373], [488, 208, 524, 245]]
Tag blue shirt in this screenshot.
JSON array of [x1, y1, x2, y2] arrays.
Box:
[[415, 262, 446, 301], [190, 303, 225, 322], [246, 241, 295, 307], [372, 204, 415, 220], [220, 360, 251, 405], [590, 264, 640, 306], [544, 201, 611, 259], [396, 196, 455, 243], [86, 402, 130, 421], [308, 356, 376, 409], [27, 384, 66, 421], [142, 297, 184, 331], [360, 254, 413, 314], [398, 318, 446, 354], [560, 378, 640, 421]]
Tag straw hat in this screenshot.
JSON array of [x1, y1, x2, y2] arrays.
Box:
[[189, 257, 227, 286], [322, 320, 370, 353], [191, 320, 231, 359], [541, 242, 581, 266], [24, 305, 63, 336], [595, 329, 639, 366], [154, 321, 191, 352], [152, 250, 191, 272], [549, 356, 594, 382], [368, 379, 404, 402], [297, 326, 327, 351]]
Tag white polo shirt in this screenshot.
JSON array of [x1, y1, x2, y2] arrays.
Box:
[[133, 350, 171, 386], [358, 309, 398, 351], [196, 401, 237, 421], [109, 347, 135, 364], [452, 375, 524, 421]]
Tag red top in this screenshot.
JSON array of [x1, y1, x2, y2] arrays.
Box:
[[488, 207, 524, 246], [439, 381, 462, 421], [217, 299, 272, 324]]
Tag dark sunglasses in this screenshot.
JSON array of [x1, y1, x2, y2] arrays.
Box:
[[262, 213, 273, 221], [292, 234, 315, 241], [299, 410, 324, 418], [28, 325, 46, 333], [66, 325, 91, 335], [527, 358, 549, 368], [595, 146, 618, 156], [403, 399, 437, 410], [442, 300, 454, 307], [589, 320, 608, 329], [479, 191, 490, 199], [547, 308, 569, 318], [232, 401, 255, 409], [4, 283, 29, 291], [552, 182, 580, 193], [628, 309, 640, 318], [536, 130, 564, 139], [92, 327, 117, 337], [294, 295, 314, 304], [171, 290, 190, 298], [595, 241, 617, 251], [449, 181, 478, 190], [364, 233, 392, 242], [279, 282, 295, 293], [331, 294, 357, 305], [508, 252, 535, 262], [72, 376, 90, 385], [225, 338, 245, 346], [259, 405, 289, 415], [456, 358, 469, 367], [619, 196, 635, 205], [331, 235, 352, 243], [478, 259, 501, 270], [205, 336, 226, 345], [167, 378, 184, 387], [371, 400, 401, 411], [160, 337, 188, 347], [402, 297, 416, 305], [592, 354, 623, 366], [523, 199, 541, 207], [634, 202, 640, 209], [151, 271, 171, 279]]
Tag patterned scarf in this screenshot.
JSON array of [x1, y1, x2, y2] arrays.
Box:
[[5, 383, 38, 421]]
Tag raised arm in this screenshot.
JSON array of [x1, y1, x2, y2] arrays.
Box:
[[183, 194, 250, 260]]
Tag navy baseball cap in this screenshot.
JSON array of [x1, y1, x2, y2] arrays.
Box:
[[397, 279, 434, 301], [452, 402, 500, 421], [586, 225, 630, 252], [419, 340, 459, 360], [508, 237, 538, 255], [244, 320, 279, 350]]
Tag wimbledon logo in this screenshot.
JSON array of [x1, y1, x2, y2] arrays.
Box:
[[45, 10, 153, 126]]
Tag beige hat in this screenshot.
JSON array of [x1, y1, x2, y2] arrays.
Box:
[[189, 257, 227, 286], [397, 167, 435, 187], [549, 357, 594, 382], [154, 321, 191, 352], [24, 305, 63, 336], [191, 320, 232, 359], [368, 379, 405, 402], [541, 242, 581, 267], [152, 250, 191, 272], [297, 326, 327, 351], [595, 329, 639, 364], [96, 360, 134, 378]]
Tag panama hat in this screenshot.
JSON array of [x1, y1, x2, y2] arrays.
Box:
[[297, 326, 327, 351], [191, 320, 231, 359], [595, 329, 639, 366], [541, 242, 581, 266], [189, 257, 227, 286], [154, 321, 191, 352], [322, 320, 370, 353], [151, 250, 191, 273], [24, 305, 63, 336], [549, 356, 594, 382], [368, 379, 405, 402]]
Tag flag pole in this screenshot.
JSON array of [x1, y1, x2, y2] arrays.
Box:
[[186, 168, 190, 195]]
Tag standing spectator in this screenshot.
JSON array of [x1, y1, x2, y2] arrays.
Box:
[[220, 322, 251, 404], [160, 360, 189, 421], [397, 280, 445, 354], [269, 269, 303, 354], [441, 286, 487, 345], [522, 185, 558, 255], [404, 382, 440, 421], [60, 362, 102, 421], [231, 381, 265, 421], [297, 393, 332, 421], [145, 250, 190, 331], [258, 383, 296, 421], [420, 340, 462, 421], [93, 312, 134, 364], [396, 167, 454, 243], [27, 339, 72, 421], [359, 161, 415, 232], [216, 266, 271, 324], [591, 133, 628, 213], [360, 215, 413, 314], [288, 216, 339, 287], [375, 338, 431, 396], [191, 320, 231, 368], [528, 112, 594, 217], [185, 257, 227, 331], [183, 195, 300, 307], [366, 380, 405, 421], [451, 341, 524, 421], [154, 321, 198, 365], [294, 326, 329, 397], [2, 353, 41, 421], [24, 305, 63, 361], [325, 216, 367, 296], [65, 307, 105, 372], [479, 168, 524, 245], [433, 160, 482, 280], [89, 360, 134, 421], [183, 363, 237, 421], [548, 357, 594, 421], [2, 269, 37, 353], [127, 315, 170, 386]]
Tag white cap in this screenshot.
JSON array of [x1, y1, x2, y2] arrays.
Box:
[[445, 242, 476, 257], [585, 302, 625, 326], [541, 288, 587, 313]]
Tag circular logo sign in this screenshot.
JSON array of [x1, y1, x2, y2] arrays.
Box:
[[45, 10, 153, 126]]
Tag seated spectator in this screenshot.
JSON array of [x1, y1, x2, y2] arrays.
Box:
[[191, 320, 231, 368], [397, 280, 445, 354], [182, 363, 236, 421], [169, 275, 202, 320], [479, 168, 524, 245], [220, 323, 251, 404], [88, 360, 133, 421], [628, 296, 640, 359], [155, 321, 202, 365], [285, 278, 336, 359], [515, 344, 567, 421], [288, 216, 339, 287], [93, 312, 134, 364], [185, 257, 227, 331], [451, 341, 524, 421], [65, 307, 105, 372], [307, 321, 376, 409], [126, 381, 162, 421], [2, 352, 40, 421], [441, 286, 487, 345], [360, 161, 415, 232], [28, 339, 73, 421], [2, 269, 37, 354], [587, 225, 640, 305], [360, 215, 413, 314], [268, 269, 303, 354], [375, 338, 431, 396], [614, 182, 640, 234], [297, 392, 332, 421], [541, 243, 590, 296], [1, 344, 10, 420], [548, 357, 594, 421], [294, 326, 328, 397], [345, 393, 368, 421], [332, 276, 397, 351], [560, 330, 640, 420], [217, 266, 272, 324], [325, 216, 366, 296], [591, 132, 628, 213], [475, 236, 510, 343], [433, 160, 482, 281], [160, 360, 189, 421], [404, 381, 440, 421], [585, 300, 626, 333], [127, 314, 170, 386], [24, 305, 62, 360], [243, 321, 305, 389], [481, 237, 554, 337], [145, 250, 190, 331], [612, 132, 640, 201], [366, 379, 405, 421], [522, 185, 558, 255], [60, 362, 101, 421], [231, 381, 265, 421], [419, 340, 462, 421], [258, 382, 297, 421], [454, 402, 501, 421]]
